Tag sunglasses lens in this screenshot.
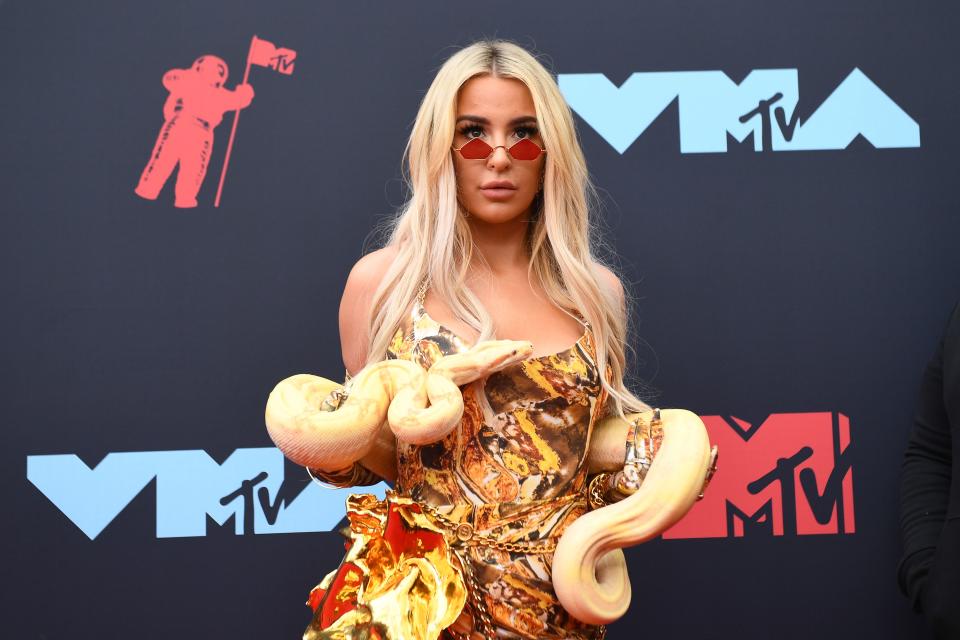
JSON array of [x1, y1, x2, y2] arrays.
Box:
[[459, 138, 493, 160], [509, 138, 543, 161]]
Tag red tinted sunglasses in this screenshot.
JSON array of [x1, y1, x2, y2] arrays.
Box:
[[452, 137, 547, 161]]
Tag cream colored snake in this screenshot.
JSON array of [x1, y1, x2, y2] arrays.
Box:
[[265, 339, 534, 469], [264, 339, 715, 627], [554, 408, 716, 624]]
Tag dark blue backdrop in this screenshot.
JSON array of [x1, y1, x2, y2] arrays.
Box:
[[3, 0, 956, 637]]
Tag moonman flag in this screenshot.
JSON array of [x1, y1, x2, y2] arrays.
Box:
[[248, 36, 297, 75]]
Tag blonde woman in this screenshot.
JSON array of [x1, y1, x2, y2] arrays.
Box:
[[305, 40, 653, 640]]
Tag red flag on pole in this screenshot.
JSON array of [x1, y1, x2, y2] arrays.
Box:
[[249, 35, 297, 75]]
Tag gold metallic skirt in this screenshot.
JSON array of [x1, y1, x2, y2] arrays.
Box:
[[304, 492, 604, 640], [304, 493, 467, 640]]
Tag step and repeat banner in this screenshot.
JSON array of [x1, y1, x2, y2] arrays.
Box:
[[3, 1, 956, 638]]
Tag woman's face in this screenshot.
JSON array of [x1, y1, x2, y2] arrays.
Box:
[[452, 75, 546, 225]]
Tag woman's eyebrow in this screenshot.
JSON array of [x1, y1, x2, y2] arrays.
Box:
[[456, 115, 538, 126]]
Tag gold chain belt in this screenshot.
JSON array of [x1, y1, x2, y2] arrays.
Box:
[[389, 490, 585, 554]]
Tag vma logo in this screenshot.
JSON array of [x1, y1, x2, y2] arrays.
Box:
[[665, 412, 855, 538], [558, 69, 919, 153], [27, 448, 386, 539], [27, 412, 852, 541]]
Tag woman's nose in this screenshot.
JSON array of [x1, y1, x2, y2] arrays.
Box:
[[486, 143, 512, 169]]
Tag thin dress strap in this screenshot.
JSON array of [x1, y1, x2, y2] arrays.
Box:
[[415, 278, 428, 306], [569, 307, 590, 328], [403, 278, 429, 347]]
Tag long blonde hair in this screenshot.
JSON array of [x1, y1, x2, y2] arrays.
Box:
[[363, 39, 650, 420]]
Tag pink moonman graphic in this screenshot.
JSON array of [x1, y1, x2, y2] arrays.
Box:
[[135, 55, 254, 208], [134, 36, 295, 209]]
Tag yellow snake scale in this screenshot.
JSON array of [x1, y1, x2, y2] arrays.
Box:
[[264, 338, 714, 626]]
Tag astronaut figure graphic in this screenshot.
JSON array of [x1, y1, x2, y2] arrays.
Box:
[[135, 55, 254, 208]]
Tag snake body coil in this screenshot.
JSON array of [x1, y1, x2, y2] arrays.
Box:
[[264, 339, 534, 469]]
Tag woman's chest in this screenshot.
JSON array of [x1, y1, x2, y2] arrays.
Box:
[[419, 283, 588, 361], [389, 305, 607, 501], [388, 301, 601, 399]]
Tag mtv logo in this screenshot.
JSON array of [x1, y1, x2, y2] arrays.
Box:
[[559, 69, 919, 153], [269, 49, 296, 75], [665, 412, 855, 539]]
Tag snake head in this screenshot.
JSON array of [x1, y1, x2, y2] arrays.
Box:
[[471, 339, 534, 370], [430, 339, 534, 385]]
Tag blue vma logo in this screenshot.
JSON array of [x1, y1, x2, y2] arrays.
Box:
[[557, 68, 919, 153], [27, 449, 387, 539]]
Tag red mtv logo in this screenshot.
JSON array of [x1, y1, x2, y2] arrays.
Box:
[[666, 412, 855, 539]]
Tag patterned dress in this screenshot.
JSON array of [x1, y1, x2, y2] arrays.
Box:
[[308, 287, 611, 640]]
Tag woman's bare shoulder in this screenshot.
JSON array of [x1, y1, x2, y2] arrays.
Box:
[[339, 245, 401, 375], [346, 245, 400, 285], [592, 262, 626, 311]]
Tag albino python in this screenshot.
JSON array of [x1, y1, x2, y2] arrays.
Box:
[[264, 338, 715, 627], [554, 407, 715, 623], [265, 339, 535, 469]]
